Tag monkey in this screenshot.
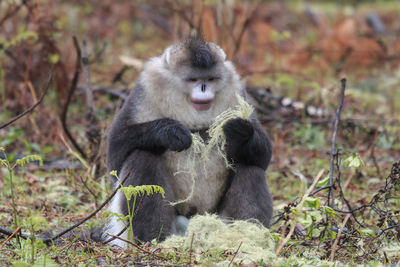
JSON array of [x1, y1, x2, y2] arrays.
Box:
[[103, 38, 273, 247]]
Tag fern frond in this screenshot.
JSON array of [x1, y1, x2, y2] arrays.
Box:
[[119, 185, 165, 201], [15, 155, 43, 167]]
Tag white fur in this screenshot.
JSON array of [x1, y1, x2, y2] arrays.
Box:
[[163, 47, 172, 66], [136, 56, 241, 130], [103, 186, 128, 247], [209, 42, 226, 61]]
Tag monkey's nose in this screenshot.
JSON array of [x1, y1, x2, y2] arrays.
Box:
[[201, 84, 206, 92]]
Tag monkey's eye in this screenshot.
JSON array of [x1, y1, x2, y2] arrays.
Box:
[[187, 78, 198, 82], [208, 77, 219, 82]]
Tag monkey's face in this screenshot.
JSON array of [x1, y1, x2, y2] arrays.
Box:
[[185, 76, 220, 111], [140, 39, 240, 129]]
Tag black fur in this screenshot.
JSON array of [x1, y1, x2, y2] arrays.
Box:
[[107, 114, 192, 176], [223, 118, 272, 170], [118, 150, 177, 242], [105, 46, 273, 243], [186, 38, 215, 69]]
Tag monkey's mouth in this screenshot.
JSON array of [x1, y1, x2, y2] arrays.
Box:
[[191, 99, 213, 111]]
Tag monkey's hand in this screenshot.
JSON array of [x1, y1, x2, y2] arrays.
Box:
[[154, 119, 192, 152], [222, 118, 254, 161], [222, 117, 270, 169]]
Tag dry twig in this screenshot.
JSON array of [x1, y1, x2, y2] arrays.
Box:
[[0, 226, 21, 248], [60, 36, 87, 159], [274, 169, 324, 265], [0, 172, 129, 245], [104, 232, 169, 261], [228, 241, 243, 267], [329, 214, 351, 261], [0, 72, 52, 129], [328, 78, 347, 207]]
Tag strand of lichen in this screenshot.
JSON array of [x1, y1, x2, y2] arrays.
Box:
[[169, 133, 206, 206], [204, 93, 254, 167], [171, 93, 254, 205]]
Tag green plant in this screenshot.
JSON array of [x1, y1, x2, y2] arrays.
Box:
[[0, 147, 43, 238], [292, 123, 327, 150], [104, 171, 165, 245]]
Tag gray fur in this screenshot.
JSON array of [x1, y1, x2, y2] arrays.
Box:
[[104, 39, 273, 246]]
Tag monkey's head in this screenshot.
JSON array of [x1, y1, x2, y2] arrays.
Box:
[[140, 38, 241, 129]]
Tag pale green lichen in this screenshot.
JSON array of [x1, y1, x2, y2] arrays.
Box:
[[170, 93, 254, 205], [160, 214, 340, 265], [160, 214, 276, 265]]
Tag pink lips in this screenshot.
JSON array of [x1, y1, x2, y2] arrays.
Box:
[[191, 99, 213, 111]]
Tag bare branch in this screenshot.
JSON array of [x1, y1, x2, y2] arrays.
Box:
[[0, 72, 52, 129], [328, 78, 347, 207], [60, 36, 87, 159]]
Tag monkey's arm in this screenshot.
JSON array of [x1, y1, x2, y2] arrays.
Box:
[[107, 114, 192, 174], [223, 117, 272, 170]]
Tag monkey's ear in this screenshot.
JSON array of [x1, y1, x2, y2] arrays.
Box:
[[208, 43, 226, 61], [163, 46, 172, 66]]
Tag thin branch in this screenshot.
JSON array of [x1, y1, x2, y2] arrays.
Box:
[[43, 171, 130, 244], [274, 169, 324, 264], [0, 72, 52, 129], [309, 185, 330, 196], [0, 226, 29, 240], [228, 241, 243, 267], [375, 224, 400, 238], [0, 172, 131, 245], [60, 36, 87, 159], [329, 214, 351, 261], [0, 226, 21, 248], [104, 232, 169, 261], [233, 2, 259, 55], [0, 1, 27, 27], [328, 78, 347, 207]]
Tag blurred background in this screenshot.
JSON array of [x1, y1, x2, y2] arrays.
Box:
[[1, 1, 400, 264]]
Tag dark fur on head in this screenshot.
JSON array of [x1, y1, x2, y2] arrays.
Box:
[[186, 37, 216, 69]]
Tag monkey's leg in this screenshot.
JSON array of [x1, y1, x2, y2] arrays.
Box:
[[218, 165, 273, 227], [106, 150, 177, 244]]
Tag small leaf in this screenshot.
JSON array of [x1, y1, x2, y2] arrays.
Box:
[[49, 53, 59, 64], [358, 228, 376, 237], [305, 197, 320, 209], [324, 206, 336, 216], [343, 153, 365, 168], [317, 176, 330, 187]]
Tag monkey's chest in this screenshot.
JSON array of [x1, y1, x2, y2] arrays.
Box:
[[163, 149, 229, 216]]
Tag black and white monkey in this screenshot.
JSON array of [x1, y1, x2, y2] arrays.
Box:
[[104, 38, 273, 246]]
